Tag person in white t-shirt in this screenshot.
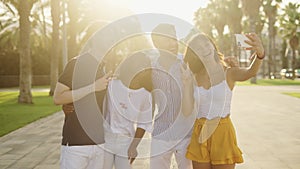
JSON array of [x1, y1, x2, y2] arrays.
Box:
[[103, 51, 153, 169]]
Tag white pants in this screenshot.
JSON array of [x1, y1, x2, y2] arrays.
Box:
[[150, 138, 192, 169], [103, 132, 132, 169], [60, 144, 105, 169]]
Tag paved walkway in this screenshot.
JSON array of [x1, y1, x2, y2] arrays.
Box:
[[0, 85, 300, 169]]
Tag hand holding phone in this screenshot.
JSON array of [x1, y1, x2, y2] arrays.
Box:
[[235, 34, 251, 48]]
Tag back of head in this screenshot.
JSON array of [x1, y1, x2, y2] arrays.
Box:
[[116, 51, 152, 91], [151, 23, 177, 42]]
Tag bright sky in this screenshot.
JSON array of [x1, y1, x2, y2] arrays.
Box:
[[126, 0, 299, 24], [127, 0, 210, 24], [281, 0, 300, 6], [111, 0, 209, 38], [121, 0, 299, 37]]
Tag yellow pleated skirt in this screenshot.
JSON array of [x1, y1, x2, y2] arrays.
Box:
[[186, 116, 244, 165]]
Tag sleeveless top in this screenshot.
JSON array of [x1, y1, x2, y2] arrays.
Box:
[[194, 79, 232, 120]]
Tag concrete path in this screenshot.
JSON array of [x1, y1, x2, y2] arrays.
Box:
[[0, 85, 299, 169]]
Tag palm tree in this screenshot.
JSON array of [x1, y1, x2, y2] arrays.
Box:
[[263, 0, 282, 78], [281, 40, 288, 69], [194, 7, 214, 37], [49, 0, 60, 96], [227, 0, 243, 56], [241, 0, 262, 83], [18, 0, 37, 103], [0, 1, 51, 53], [0, 1, 19, 51], [65, 0, 134, 60], [1, 0, 47, 103], [194, 0, 228, 53], [194, 0, 243, 57], [66, 0, 82, 60], [279, 2, 300, 79], [212, 1, 228, 53]]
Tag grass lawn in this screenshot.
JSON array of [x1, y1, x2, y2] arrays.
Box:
[[237, 79, 300, 86], [0, 91, 60, 137], [237, 79, 300, 99], [282, 92, 300, 99]]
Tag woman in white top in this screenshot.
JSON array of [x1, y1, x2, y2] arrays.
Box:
[[103, 51, 153, 169], [184, 33, 265, 169]]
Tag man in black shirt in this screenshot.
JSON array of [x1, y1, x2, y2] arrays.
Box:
[[53, 52, 111, 169]]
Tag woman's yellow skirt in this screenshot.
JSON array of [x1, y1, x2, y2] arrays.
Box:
[[186, 116, 244, 165]]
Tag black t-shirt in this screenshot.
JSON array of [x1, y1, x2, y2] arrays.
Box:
[[58, 53, 106, 146]]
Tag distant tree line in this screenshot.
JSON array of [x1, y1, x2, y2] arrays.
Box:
[[0, 0, 299, 104]]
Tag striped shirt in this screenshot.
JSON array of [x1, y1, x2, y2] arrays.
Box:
[[151, 52, 187, 140]]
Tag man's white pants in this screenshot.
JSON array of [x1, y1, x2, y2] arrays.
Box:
[[150, 138, 192, 169], [60, 144, 105, 169]]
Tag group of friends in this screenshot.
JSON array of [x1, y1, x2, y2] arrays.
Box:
[[53, 22, 265, 169]]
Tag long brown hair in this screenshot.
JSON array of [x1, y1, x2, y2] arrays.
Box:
[[183, 33, 227, 74]]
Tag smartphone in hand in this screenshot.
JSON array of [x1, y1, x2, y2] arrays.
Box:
[[235, 34, 251, 48]]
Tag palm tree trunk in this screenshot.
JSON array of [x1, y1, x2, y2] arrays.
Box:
[[292, 49, 296, 79], [249, 18, 257, 84], [18, 0, 33, 104], [268, 26, 273, 79], [67, 0, 79, 60], [290, 35, 299, 79], [268, 13, 277, 79], [49, 0, 60, 96], [281, 40, 288, 69], [272, 34, 276, 73]]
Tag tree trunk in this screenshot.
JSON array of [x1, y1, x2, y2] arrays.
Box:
[[272, 34, 276, 73], [268, 11, 277, 79], [290, 35, 299, 79], [67, 0, 80, 60], [292, 49, 296, 67], [268, 25, 273, 79], [18, 0, 33, 104], [281, 40, 288, 69], [249, 18, 257, 84], [49, 0, 60, 96], [241, 0, 261, 83]]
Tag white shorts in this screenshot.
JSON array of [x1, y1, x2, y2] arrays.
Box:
[[60, 144, 105, 169], [150, 138, 192, 169], [103, 132, 132, 169]]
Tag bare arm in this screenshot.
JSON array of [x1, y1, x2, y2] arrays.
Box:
[[180, 64, 194, 116], [127, 127, 146, 164], [53, 73, 111, 105], [53, 82, 94, 105], [128, 94, 152, 164], [228, 33, 265, 82]]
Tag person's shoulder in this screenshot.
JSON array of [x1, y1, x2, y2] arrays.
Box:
[[144, 49, 159, 64], [68, 56, 78, 63], [63, 52, 95, 71], [177, 53, 184, 60], [63, 57, 77, 71], [144, 48, 159, 56], [67, 53, 91, 64], [75, 52, 97, 62], [170, 54, 183, 67], [132, 51, 148, 58]]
